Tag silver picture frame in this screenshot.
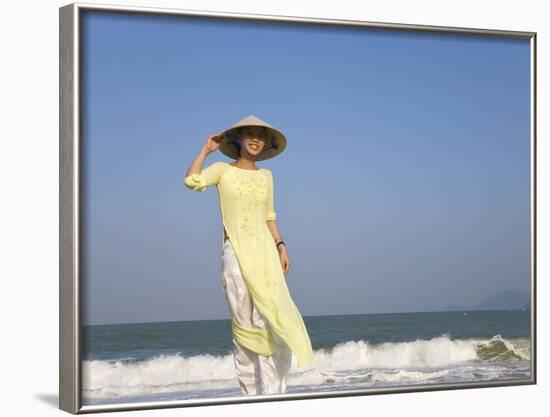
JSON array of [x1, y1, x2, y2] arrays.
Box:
[[59, 1, 537, 414]]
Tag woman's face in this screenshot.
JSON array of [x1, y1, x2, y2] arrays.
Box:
[[238, 126, 270, 157]]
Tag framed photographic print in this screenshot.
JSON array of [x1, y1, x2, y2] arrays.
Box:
[[59, 1, 537, 414]]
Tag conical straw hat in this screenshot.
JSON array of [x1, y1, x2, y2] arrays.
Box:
[[219, 115, 287, 161]]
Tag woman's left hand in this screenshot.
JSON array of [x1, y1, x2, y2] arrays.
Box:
[[278, 246, 291, 277]]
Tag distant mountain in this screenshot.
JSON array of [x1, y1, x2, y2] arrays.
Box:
[[445, 289, 530, 311], [474, 289, 530, 310]]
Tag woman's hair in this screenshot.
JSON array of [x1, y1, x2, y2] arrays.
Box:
[[234, 126, 268, 140]]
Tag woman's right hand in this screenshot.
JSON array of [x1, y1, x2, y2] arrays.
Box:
[[202, 132, 224, 155]]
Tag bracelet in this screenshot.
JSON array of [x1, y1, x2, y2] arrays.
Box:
[[276, 240, 286, 249]]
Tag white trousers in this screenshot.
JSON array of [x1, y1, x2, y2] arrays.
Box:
[[221, 238, 293, 396]]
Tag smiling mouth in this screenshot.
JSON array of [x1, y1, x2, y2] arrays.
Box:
[[249, 144, 259, 150]]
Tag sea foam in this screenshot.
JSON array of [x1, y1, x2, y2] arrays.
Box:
[[82, 334, 530, 400]]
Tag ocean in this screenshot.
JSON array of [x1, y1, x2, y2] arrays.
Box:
[[81, 309, 531, 405]]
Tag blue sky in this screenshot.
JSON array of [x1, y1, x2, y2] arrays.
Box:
[[81, 11, 531, 325]]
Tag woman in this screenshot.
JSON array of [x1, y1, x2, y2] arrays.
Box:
[[184, 115, 316, 396]]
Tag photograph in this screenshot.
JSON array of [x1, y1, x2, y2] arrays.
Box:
[[59, 2, 536, 412]]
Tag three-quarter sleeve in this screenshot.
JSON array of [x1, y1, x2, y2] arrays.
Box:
[[184, 161, 226, 192], [265, 169, 277, 221]]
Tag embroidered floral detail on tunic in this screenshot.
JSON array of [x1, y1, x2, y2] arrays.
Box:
[[263, 266, 278, 294], [234, 173, 269, 240]]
